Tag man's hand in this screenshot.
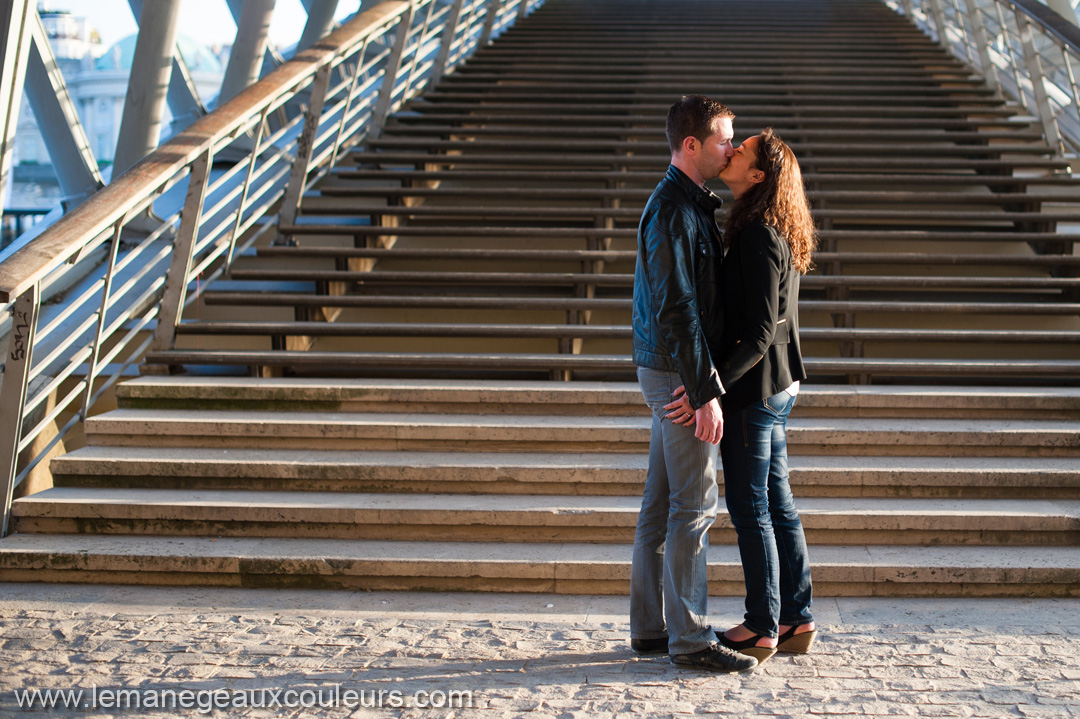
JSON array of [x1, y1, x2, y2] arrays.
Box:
[[694, 397, 723, 445], [663, 385, 723, 444]]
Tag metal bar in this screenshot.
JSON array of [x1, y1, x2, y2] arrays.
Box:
[[927, 0, 951, 45], [949, 0, 974, 64], [1061, 50, 1080, 135], [297, 0, 340, 54], [112, 0, 182, 179], [403, 1, 436, 101], [479, 0, 502, 46], [432, 0, 467, 85], [370, 5, 417, 138], [1017, 9, 1065, 154], [996, 1, 1030, 110], [146, 148, 214, 357], [80, 218, 126, 420], [219, 0, 277, 106], [963, 0, 1001, 93], [227, 109, 269, 271], [0, 0, 34, 205], [329, 40, 370, 170], [0, 283, 39, 537], [901, 0, 916, 18], [276, 63, 334, 236], [24, 12, 103, 208], [19, 373, 87, 455]]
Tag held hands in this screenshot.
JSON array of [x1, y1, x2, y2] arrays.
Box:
[[663, 385, 723, 445]]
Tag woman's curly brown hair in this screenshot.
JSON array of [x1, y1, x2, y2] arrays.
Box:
[[722, 127, 816, 274]]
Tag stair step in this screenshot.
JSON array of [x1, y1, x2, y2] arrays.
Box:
[[48, 447, 1080, 498], [333, 167, 1080, 187], [83, 409, 1080, 456], [115, 378, 1080, 418], [12, 489, 1079, 546], [142, 350, 1080, 381], [1, 535, 1076, 596], [347, 149, 1066, 170], [225, 269, 1080, 291]]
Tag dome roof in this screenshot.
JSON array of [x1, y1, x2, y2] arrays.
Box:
[[95, 34, 223, 74]]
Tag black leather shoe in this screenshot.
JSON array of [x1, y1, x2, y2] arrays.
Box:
[[630, 636, 668, 655], [671, 642, 758, 672]]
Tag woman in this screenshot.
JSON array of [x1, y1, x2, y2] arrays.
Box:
[[665, 127, 817, 664]]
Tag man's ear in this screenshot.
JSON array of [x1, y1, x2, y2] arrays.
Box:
[[681, 135, 697, 155]]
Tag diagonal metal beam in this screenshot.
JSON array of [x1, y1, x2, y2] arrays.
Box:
[[127, 0, 206, 135], [227, 0, 284, 80], [297, 0, 341, 53], [24, 12, 103, 209], [112, 0, 182, 179], [0, 0, 34, 205], [219, 0, 277, 106]]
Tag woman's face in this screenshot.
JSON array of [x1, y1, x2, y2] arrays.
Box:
[[719, 135, 764, 197]]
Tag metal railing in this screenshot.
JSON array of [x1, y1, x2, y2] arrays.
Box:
[[889, 0, 1080, 156], [0, 0, 543, 537]]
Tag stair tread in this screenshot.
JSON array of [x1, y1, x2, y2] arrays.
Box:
[[116, 377, 1080, 403], [2, 535, 1078, 574], [15, 488, 1080, 524], [48, 445, 1080, 477], [86, 409, 1080, 432]]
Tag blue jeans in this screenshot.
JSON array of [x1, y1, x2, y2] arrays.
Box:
[[630, 367, 719, 655], [720, 387, 813, 638]]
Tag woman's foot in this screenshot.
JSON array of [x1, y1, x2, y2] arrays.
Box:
[[776, 622, 817, 654], [722, 624, 777, 649], [717, 624, 778, 664]]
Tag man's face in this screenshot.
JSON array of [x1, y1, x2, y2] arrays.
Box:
[[694, 116, 735, 180]]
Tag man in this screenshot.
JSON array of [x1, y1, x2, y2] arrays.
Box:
[[629, 95, 756, 673]]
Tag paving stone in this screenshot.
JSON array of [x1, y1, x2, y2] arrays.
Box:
[[1, 591, 1078, 718]]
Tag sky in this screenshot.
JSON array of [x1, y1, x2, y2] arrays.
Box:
[[44, 0, 362, 49]]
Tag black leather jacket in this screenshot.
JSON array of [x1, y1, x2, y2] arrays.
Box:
[[632, 165, 725, 409]]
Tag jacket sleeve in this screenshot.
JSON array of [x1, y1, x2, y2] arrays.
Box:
[[718, 223, 784, 390], [642, 205, 723, 409]]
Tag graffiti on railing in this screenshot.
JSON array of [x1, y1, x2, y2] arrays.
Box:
[[10, 309, 31, 362]]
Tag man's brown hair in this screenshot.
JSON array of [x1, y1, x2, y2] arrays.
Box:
[[665, 94, 735, 153]]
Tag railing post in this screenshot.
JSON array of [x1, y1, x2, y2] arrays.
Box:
[[0, 283, 39, 537], [1016, 10, 1065, 155], [901, 0, 916, 19], [479, 0, 502, 46], [370, 4, 417, 139], [432, 0, 467, 86], [276, 63, 335, 236], [80, 218, 126, 419], [144, 148, 215, 366], [518, 0, 530, 20], [227, 109, 270, 272], [926, 0, 951, 46], [963, 0, 1002, 93], [328, 46, 368, 172]]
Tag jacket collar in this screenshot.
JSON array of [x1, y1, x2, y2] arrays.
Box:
[[666, 165, 724, 212]]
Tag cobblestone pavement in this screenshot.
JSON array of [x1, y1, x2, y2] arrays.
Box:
[[0, 585, 1077, 718]]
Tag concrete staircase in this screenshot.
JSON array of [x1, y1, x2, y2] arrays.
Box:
[[1, 377, 1077, 596], [1, 0, 1078, 595]]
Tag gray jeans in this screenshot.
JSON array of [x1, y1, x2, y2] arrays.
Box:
[[630, 366, 720, 655]]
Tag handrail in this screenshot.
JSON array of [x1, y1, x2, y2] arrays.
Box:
[[0, 0, 543, 536], [1011, 0, 1080, 50], [0, 2, 407, 303], [888, 0, 1080, 156]]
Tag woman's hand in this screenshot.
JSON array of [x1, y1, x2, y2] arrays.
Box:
[[663, 385, 696, 426]]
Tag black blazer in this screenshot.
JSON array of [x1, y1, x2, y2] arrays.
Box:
[[714, 220, 807, 413]]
